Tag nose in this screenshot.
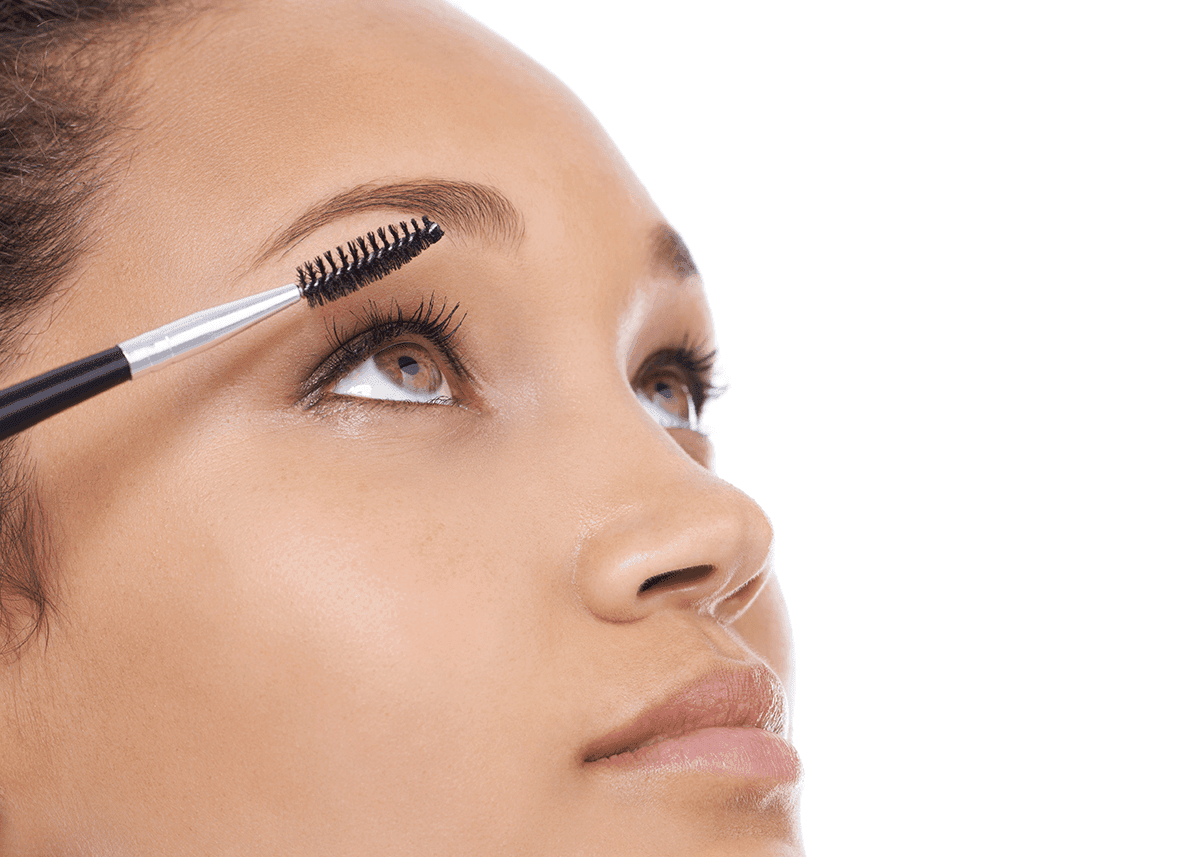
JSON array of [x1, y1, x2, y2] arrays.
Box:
[[570, 408, 775, 625]]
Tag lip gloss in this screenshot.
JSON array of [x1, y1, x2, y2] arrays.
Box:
[[592, 726, 800, 782]]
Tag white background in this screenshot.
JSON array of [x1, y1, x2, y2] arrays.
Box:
[[448, 2, 1199, 854]]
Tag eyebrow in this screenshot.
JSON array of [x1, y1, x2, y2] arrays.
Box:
[[256, 177, 697, 288], [652, 223, 699, 280], [254, 178, 526, 266]]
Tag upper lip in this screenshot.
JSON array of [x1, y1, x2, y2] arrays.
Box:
[[583, 662, 788, 763]]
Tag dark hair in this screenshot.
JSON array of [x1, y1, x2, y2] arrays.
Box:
[[0, 0, 185, 657]]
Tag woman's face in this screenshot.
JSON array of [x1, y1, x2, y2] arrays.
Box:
[[1, 0, 799, 853]]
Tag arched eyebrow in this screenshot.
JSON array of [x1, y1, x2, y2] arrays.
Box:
[[254, 178, 526, 267], [652, 223, 699, 280]]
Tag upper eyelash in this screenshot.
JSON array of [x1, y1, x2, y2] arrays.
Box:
[[299, 295, 466, 407], [641, 338, 724, 417]]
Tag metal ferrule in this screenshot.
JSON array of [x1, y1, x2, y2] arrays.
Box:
[[119, 284, 303, 377]]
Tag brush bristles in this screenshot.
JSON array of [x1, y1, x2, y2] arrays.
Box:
[[297, 215, 445, 307]]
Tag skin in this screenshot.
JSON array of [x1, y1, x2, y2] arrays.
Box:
[[0, 1, 801, 854]]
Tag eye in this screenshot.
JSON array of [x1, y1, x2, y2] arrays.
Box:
[[300, 296, 467, 409], [633, 343, 720, 433], [637, 366, 698, 431], [332, 340, 453, 404]]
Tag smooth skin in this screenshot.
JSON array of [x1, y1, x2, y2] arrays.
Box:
[[0, 1, 801, 854]]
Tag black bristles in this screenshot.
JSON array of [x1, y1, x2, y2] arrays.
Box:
[[297, 215, 445, 307]]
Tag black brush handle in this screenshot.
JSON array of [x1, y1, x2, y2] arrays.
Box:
[[0, 346, 132, 441]]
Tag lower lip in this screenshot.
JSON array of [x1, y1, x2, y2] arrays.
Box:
[[592, 727, 800, 781]]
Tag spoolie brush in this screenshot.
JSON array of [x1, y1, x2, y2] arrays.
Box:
[[299, 216, 444, 306], [0, 216, 445, 440]]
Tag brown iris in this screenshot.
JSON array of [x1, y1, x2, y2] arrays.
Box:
[[372, 341, 446, 398]]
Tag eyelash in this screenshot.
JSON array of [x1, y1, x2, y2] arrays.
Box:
[[301, 297, 723, 419]]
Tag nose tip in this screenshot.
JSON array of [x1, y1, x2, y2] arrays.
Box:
[[573, 475, 775, 624]]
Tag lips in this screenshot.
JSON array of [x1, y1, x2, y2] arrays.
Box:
[[582, 662, 794, 775]]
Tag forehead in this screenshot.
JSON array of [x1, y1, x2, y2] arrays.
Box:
[[105, 0, 660, 294]]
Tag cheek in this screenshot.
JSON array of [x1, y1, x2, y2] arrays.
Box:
[[38, 433, 561, 835], [149, 437, 527, 681]]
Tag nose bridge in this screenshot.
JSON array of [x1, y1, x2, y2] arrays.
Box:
[[552, 363, 775, 625]]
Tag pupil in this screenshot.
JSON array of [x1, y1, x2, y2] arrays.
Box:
[[397, 355, 420, 377], [656, 381, 674, 400]]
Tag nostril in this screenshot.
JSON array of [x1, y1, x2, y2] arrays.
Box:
[[637, 564, 714, 595]]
